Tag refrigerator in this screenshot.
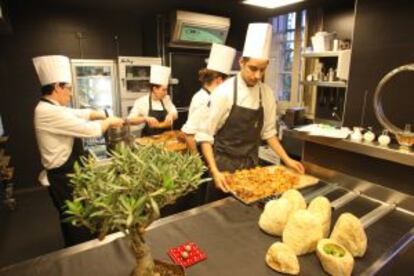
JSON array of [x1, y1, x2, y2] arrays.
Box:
[[71, 59, 119, 158], [118, 56, 162, 135]]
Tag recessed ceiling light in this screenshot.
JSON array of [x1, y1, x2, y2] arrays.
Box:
[[243, 0, 305, 9]]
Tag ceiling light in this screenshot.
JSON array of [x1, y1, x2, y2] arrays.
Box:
[[243, 0, 305, 9]]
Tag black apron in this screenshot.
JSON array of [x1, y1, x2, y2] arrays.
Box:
[[206, 77, 264, 202], [141, 95, 168, 137], [40, 98, 95, 247]]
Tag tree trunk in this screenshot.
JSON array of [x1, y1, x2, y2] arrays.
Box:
[[130, 228, 155, 276]]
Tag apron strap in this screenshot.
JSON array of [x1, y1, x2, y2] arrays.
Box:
[[232, 77, 263, 108], [40, 98, 56, 105], [233, 76, 238, 105], [149, 94, 166, 113]]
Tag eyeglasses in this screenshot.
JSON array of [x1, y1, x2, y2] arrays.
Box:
[[63, 85, 73, 92]]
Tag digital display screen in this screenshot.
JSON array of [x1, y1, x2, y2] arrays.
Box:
[[179, 24, 226, 44]]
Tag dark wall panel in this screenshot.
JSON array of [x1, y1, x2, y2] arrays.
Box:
[[323, 1, 355, 40], [0, 1, 272, 189], [0, 3, 143, 188], [344, 0, 414, 130]]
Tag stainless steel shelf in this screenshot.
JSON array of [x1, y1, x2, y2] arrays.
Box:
[[284, 129, 414, 168], [302, 51, 342, 58], [76, 75, 112, 79], [300, 80, 347, 88], [125, 77, 149, 81]]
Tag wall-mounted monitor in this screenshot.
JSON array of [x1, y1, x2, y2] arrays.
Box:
[[170, 10, 230, 49]]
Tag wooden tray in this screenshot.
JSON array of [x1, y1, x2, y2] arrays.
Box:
[[135, 131, 187, 152], [225, 165, 319, 205]]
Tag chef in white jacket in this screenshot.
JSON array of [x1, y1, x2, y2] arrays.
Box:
[[33, 55, 124, 247], [181, 43, 236, 153], [128, 65, 178, 136], [196, 23, 305, 202]]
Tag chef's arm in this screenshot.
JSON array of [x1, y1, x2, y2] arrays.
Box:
[[266, 136, 305, 174], [156, 120, 173, 129], [201, 142, 217, 172], [185, 134, 198, 153], [201, 142, 229, 191], [99, 117, 124, 133], [89, 110, 106, 120], [127, 115, 147, 125], [156, 113, 177, 129], [266, 136, 290, 163]]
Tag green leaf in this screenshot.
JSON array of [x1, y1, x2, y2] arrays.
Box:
[[163, 175, 174, 190]]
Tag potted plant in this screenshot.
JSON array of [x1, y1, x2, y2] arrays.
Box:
[[65, 144, 207, 276]]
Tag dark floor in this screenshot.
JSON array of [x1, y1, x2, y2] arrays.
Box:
[[0, 187, 64, 268]]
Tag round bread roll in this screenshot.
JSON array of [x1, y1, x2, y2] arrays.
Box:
[[308, 196, 332, 238], [265, 242, 300, 275], [259, 198, 293, 236], [330, 213, 367, 257], [283, 209, 324, 255], [316, 239, 354, 276], [281, 189, 306, 211]]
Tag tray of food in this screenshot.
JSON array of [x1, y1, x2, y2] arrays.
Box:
[[224, 165, 319, 205], [135, 131, 187, 152]]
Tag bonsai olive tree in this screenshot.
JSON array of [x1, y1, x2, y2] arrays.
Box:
[[65, 144, 206, 276]]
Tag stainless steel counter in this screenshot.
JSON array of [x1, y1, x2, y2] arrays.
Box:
[[1, 164, 414, 275]]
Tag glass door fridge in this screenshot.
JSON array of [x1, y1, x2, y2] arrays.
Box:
[[71, 59, 119, 159]]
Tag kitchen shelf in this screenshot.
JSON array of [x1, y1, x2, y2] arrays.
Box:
[[284, 129, 414, 168], [300, 80, 347, 88], [302, 51, 342, 58], [76, 75, 112, 79], [125, 77, 149, 81]]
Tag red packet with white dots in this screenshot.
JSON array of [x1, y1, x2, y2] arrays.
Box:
[[168, 241, 207, 267]]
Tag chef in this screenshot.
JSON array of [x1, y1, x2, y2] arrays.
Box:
[[181, 43, 236, 153], [33, 55, 124, 247], [196, 23, 305, 201], [128, 65, 178, 136]]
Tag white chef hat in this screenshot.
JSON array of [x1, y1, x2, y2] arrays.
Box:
[[150, 65, 171, 86], [207, 43, 237, 75], [242, 23, 272, 60], [33, 55, 72, 86]]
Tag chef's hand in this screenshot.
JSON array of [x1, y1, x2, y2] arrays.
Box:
[[211, 169, 229, 193], [284, 158, 305, 174], [107, 117, 124, 127], [164, 114, 174, 125], [145, 117, 160, 128]]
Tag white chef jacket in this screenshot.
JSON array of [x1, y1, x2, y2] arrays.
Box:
[[128, 94, 178, 127], [34, 99, 102, 172], [195, 73, 277, 144], [181, 88, 211, 135]]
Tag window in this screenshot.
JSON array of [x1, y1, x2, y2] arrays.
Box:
[[266, 11, 306, 110]]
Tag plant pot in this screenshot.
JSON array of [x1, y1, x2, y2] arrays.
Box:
[[154, 260, 185, 276], [132, 259, 185, 276]]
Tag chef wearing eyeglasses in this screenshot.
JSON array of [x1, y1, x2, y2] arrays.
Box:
[[33, 55, 124, 247]]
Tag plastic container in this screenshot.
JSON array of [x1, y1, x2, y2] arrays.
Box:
[[311, 32, 336, 52]]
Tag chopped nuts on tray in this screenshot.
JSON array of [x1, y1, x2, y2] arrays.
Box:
[[224, 166, 318, 204]]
